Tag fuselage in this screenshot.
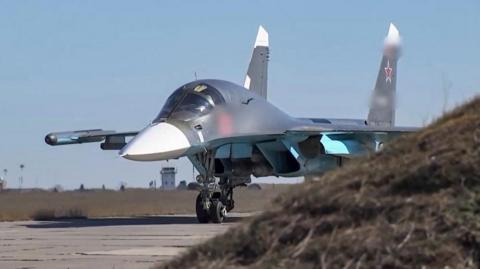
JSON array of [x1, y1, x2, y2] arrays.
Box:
[[119, 79, 397, 179], [120, 79, 299, 161]]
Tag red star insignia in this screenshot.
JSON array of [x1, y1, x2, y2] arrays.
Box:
[[384, 60, 393, 83]]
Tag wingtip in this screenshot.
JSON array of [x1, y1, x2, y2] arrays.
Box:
[[254, 25, 269, 47], [385, 22, 401, 46]]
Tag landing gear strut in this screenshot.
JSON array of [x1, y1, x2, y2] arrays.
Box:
[[190, 151, 236, 224]]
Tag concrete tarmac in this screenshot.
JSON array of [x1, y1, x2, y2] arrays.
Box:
[[0, 214, 246, 269]]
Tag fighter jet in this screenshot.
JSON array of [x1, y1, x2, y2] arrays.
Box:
[[45, 23, 416, 223]]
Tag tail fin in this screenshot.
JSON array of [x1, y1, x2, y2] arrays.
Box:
[[244, 25, 269, 99], [367, 23, 401, 127]]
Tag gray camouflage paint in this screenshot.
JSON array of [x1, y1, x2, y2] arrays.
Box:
[[45, 24, 416, 179]]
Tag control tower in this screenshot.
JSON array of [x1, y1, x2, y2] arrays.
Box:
[[160, 167, 177, 191]]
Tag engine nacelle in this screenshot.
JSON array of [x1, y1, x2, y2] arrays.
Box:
[[214, 151, 274, 178], [298, 135, 325, 159]]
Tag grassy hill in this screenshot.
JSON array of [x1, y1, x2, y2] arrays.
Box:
[[159, 96, 480, 269]]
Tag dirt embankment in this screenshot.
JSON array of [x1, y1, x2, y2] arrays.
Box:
[[160, 96, 480, 269]]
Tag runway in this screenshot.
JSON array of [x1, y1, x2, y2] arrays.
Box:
[[0, 214, 246, 269]]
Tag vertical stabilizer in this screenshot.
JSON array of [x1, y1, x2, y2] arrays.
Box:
[[244, 26, 269, 99], [367, 23, 401, 127]]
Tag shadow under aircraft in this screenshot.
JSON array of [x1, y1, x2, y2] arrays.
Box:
[[46, 24, 417, 223], [23, 215, 244, 229]]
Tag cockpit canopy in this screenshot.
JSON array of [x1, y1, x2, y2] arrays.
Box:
[[154, 83, 225, 122]]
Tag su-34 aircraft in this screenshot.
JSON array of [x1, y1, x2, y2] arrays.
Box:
[[46, 23, 417, 223]]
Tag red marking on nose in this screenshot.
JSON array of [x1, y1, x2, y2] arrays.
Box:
[[218, 113, 233, 136]]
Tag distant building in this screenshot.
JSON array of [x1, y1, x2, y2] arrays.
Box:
[[161, 167, 177, 190]]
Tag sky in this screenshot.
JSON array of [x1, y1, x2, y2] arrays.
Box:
[[0, 0, 478, 189]]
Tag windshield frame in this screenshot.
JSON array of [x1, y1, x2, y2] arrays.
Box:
[[168, 92, 213, 121], [153, 83, 225, 123]]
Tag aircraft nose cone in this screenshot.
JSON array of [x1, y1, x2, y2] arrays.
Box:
[[119, 122, 190, 161]]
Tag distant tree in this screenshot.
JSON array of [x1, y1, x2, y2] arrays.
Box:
[[187, 182, 202, 191], [119, 182, 127, 192], [19, 164, 25, 190], [52, 184, 63, 192], [102, 184, 106, 191], [177, 180, 187, 190], [79, 184, 85, 192], [0, 177, 5, 191]]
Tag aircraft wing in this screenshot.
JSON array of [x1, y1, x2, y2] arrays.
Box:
[[205, 123, 418, 149], [286, 123, 419, 134], [283, 124, 418, 156], [45, 129, 138, 150]]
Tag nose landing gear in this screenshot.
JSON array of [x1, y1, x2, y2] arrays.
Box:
[[194, 183, 233, 224], [195, 193, 210, 223], [209, 200, 227, 223], [190, 151, 236, 224]]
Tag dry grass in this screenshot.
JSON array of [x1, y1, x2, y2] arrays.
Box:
[[159, 96, 480, 269], [0, 185, 290, 221], [31, 208, 86, 221]]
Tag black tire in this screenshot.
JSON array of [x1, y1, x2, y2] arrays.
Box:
[[195, 193, 210, 223], [210, 200, 226, 224]]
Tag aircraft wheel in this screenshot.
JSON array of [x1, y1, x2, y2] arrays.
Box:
[[195, 193, 210, 223], [210, 200, 226, 224]]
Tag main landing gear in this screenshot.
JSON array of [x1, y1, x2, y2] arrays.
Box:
[[195, 192, 228, 223], [191, 151, 236, 224], [194, 176, 235, 224]]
